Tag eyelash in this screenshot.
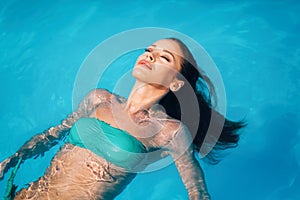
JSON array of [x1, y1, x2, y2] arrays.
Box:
[[161, 56, 170, 62], [144, 48, 170, 62]]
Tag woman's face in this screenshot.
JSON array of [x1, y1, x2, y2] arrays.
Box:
[[132, 39, 183, 88]]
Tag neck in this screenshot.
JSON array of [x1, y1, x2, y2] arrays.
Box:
[[126, 81, 168, 114]]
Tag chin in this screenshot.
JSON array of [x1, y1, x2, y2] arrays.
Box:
[[132, 68, 146, 82], [132, 67, 146, 78]]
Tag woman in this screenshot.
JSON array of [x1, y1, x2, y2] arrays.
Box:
[[0, 38, 245, 199]]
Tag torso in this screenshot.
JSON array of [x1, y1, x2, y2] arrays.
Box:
[[15, 91, 181, 200]]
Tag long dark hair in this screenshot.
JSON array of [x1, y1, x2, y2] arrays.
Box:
[[158, 38, 246, 164]]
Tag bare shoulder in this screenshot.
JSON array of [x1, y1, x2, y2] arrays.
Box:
[[77, 89, 113, 114], [164, 119, 182, 134], [155, 115, 184, 141], [85, 88, 113, 104], [159, 119, 193, 154], [149, 107, 185, 138], [87, 88, 112, 99], [86, 89, 127, 103]]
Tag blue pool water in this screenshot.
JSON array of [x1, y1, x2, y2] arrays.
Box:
[[0, 0, 299, 199]]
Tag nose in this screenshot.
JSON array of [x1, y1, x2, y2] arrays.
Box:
[[146, 53, 155, 62]]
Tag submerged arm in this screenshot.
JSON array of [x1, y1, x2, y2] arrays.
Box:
[[168, 124, 210, 200], [0, 89, 110, 180]]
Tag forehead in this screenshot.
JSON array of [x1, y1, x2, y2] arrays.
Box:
[[151, 39, 184, 58]]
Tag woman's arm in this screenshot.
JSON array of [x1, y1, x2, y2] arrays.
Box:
[[167, 124, 210, 200], [0, 89, 110, 180]]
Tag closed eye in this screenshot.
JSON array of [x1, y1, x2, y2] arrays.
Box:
[[145, 48, 152, 52], [145, 48, 171, 62], [161, 56, 170, 62]]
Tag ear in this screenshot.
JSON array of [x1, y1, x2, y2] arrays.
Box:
[[170, 79, 184, 92]]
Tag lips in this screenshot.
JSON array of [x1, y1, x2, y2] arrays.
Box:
[[138, 60, 152, 70]]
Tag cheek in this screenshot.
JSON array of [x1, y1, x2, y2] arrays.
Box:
[[152, 65, 178, 85], [159, 63, 179, 76]]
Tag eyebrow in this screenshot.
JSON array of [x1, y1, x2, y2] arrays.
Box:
[[150, 45, 175, 60]]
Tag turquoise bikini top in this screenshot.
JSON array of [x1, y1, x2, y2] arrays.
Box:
[[68, 118, 146, 171]]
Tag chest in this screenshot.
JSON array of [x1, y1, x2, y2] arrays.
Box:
[[90, 103, 173, 150]]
